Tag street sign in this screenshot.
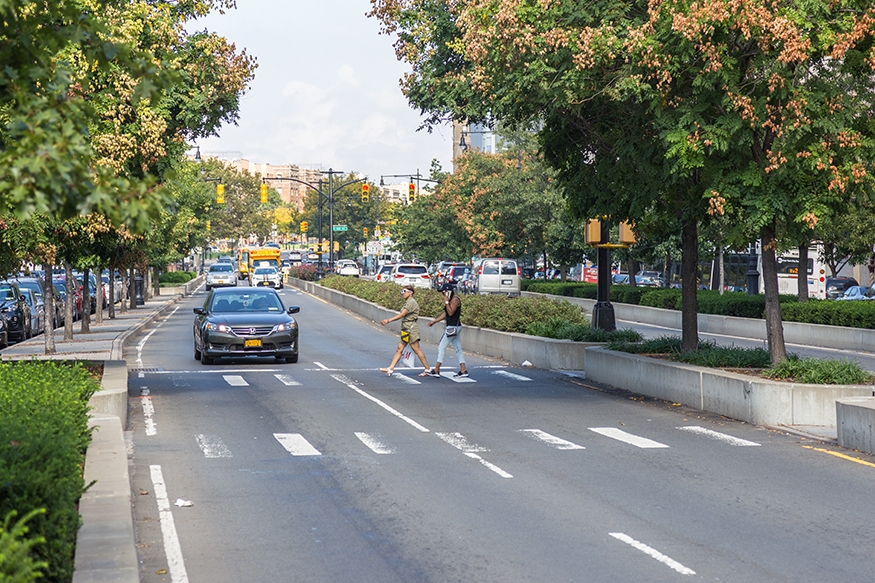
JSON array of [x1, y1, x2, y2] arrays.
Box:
[[332, 225, 348, 232]]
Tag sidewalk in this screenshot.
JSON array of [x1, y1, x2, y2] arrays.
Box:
[[1, 291, 187, 583]]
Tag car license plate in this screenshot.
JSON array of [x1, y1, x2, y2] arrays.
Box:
[[244, 339, 262, 348], [502, 279, 512, 285]]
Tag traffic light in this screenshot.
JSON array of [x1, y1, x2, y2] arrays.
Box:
[[260, 183, 268, 203], [363, 227, 368, 238], [584, 219, 601, 245], [333, 241, 339, 252], [206, 220, 211, 231], [408, 182, 416, 203], [361, 183, 370, 203], [216, 183, 225, 204], [619, 221, 636, 245], [301, 221, 308, 233]]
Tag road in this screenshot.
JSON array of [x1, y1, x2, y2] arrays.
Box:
[[126, 283, 875, 583]]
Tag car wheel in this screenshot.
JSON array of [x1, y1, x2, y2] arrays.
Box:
[[286, 353, 298, 364], [206, 285, 211, 291], [201, 354, 213, 365], [194, 347, 202, 361]]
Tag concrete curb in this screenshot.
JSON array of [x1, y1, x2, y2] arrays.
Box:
[[73, 295, 186, 583]]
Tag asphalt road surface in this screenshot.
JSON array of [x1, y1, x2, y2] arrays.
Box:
[[126, 283, 875, 583]]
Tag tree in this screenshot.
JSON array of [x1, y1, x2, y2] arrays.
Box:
[[371, 0, 875, 362]]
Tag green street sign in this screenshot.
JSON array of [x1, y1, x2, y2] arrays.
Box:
[[332, 225, 348, 232]]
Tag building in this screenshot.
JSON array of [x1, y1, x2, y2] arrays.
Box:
[[228, 160, 323, 213], [453, 121, 500, 168]]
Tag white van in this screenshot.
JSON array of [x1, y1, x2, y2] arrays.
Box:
[[474, 258, 521, 296]]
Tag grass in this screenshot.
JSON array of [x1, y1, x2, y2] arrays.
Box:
[[606, 335, 874, 384]]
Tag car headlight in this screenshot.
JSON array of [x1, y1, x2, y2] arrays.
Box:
[[271, 321, 296, 333], [205, 322, 232, 333]]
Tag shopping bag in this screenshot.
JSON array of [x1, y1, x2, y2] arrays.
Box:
[[400, 344, 415, 368]]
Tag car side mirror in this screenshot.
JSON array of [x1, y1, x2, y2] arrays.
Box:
[[193, 307, 204, 315], [287, 306, 300, 315]]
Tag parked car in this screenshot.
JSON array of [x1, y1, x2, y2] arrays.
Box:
[[192, 287, 301, 364], [472, 258, 521, 296], [837, 285, 871, 301], [443, 265, 469, 288], [335, 259, 360, 277], [11, 277, 61, 329], [0, 281, 31, 342], [825, 277, 859, 300], [0, 313, 8, 348], [19, 288, 45, 337], [52, 278, 81, 322], [252, 266, 283, 289], [389, 263, 431, 289], [206, 262, 238, 291], [375, 263, 395, 283]]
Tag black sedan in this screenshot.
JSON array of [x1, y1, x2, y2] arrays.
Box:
[[0, 281, 31, 342], [193, 288, 300, 365]]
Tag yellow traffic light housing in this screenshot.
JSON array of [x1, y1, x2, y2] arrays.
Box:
[[206, 220, 211, 231], [333, 241, 339, 252], [216, 183, 225, 204], [584, 219, 601, 244], [361, 183, 370, 203], [260, 183, 268, 203], [619, 221, 636, 245], [363, 227, 368, 238], [408, 182, 416, 203], [300, 221, 308, 233]]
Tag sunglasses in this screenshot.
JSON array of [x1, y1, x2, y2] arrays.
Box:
[[401, 289, 411, 294]]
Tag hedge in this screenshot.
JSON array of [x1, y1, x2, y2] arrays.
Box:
[[0, 362, 100, 583], [158, 271, 197, 284]]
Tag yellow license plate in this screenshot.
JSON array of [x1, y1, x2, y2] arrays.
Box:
[[244, 339, 262, 348]]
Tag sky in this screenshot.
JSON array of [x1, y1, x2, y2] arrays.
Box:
[[190, 0, 453, 183]]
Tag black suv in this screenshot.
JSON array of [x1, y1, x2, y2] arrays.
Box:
[[432, 261, 467, 289], [0, 281, 31, 342], [11, 277, 60, 329]]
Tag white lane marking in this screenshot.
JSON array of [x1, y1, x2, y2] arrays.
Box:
[[136, 328, 159, 367], [391, 372, 421, 385], [676, 425, 761, 446], [464, 453, 513, 478], [609, 532, 696, 576], [274, 374, 301, 386], [492, 370, 532, 381], [520, 429, 585, 450], [142, 396, 157, 436], [149, 465, 190, 583], [436, 432, 488, 453], [589, 427, 670, 449], [223, 375, 248, 386], [195, 434, 233, 458], [314, 362, 329, 370], [441, 372, 476, 383], [331, 375, 430, 432], [143, 369, 284, 374], [355, 432, 395, 454], [274, 433, 322, 456]]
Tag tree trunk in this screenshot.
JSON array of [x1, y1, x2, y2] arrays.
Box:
[[797, 244, 809, 302], [64, 262, 74, 340], [43, 267, 56, 354], [761, 221, 788, 363], [80, 266, 91, 333], [627, 258, 639, 287], [680, 216, 699, 352]]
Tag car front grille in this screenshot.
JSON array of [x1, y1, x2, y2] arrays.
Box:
[[230, 326, 273, 336]]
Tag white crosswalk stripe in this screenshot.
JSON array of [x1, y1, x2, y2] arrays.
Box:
[[355, 432, 395, 454], [274, 374, 300, 386], [223, 375, 248, 386], [274, 433, 321, 456], [520, 429, 585, 450], [491, 370, 532, 381], [195, 434, 233, 458], [677, 425, 761, 446], [589, 427, 670, 449]]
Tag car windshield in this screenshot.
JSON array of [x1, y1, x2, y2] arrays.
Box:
[[211, 292, 282, 312], [0, 287, 15, 301], [210, 264, 233, 272], [255, 268, 276, 275]]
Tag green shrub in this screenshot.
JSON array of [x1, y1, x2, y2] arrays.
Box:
[[0, 362, 100, 583], [571, 285, 599, 300], [639, 288, 682, 309], [288, 264, 317, 281], [318, 276, 589, 335], [525, 318, 641, 342], [526, 282, 591, 297], [610, 285, 651, 305], [765, 356, 875, 385], [782, 298, 875, 329], [158, 271, 195, 284], [0, 509, 48, 583]]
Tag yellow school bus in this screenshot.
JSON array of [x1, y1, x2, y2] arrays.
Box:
[[247, 246, 281, 271]]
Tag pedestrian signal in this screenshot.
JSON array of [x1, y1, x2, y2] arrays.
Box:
[[361, 183, 370, 203], [216, 183, 225, 204]]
